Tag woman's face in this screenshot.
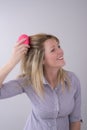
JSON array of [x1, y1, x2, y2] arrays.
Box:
[[43, 38, 65, 69]]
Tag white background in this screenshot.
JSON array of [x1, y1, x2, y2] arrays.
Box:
[[0, 0, 87, 130]]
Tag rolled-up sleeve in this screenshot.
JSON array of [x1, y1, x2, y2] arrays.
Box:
[[69, 74, 82, 123], [0, 78, 25, 99]]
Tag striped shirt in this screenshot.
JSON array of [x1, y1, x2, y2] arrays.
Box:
[[0, 71, 82, 130]]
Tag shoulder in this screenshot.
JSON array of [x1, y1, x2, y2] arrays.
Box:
[[16, 75, 31, 87], [65, 70, 81, 89], [65, 70, 79, 81]]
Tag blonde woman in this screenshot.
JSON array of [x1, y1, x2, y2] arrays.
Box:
[[0, 34, 82, 130]]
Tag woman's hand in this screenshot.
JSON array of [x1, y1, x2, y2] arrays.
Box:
[[9, 38, 30, 66]]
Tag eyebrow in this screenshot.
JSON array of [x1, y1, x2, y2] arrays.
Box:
[[50, 45, 56, 49], [50, 43, 59, 49]]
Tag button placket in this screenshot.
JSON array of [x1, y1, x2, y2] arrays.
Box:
[[53, 89, 59, 114]]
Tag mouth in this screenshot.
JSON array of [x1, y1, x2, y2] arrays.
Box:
[[57, 56, 64, 60]]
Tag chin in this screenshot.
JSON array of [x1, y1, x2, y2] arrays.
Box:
[[58, 62, 65, 68]]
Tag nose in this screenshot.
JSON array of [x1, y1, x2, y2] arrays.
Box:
[[57, 47, 64, 55]]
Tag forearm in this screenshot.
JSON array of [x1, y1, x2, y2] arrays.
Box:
[[70, 121, 81, 130], [0, 60, 16, 86]]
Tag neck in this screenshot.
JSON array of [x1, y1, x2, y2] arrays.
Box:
[[44, 67, 59, 88]]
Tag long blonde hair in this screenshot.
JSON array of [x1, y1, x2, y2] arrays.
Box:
[[19, 33, 70, 97]]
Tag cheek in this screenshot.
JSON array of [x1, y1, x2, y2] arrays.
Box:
[[43, 54, 51, 64], [44, 55, 55, 65], [45, 53, 53, 60]]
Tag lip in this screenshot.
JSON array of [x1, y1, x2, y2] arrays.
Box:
[[57, 56, 64, 60]]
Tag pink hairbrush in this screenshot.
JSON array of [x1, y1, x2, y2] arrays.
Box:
[[18, 34, 30, 44]]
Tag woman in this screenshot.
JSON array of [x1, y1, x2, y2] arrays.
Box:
[[0, 33, 82, 130]]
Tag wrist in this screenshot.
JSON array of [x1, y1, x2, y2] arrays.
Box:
[[7, 59, 17, 69]]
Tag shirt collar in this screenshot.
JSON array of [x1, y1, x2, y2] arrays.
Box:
[[43, 76, 49, 85], [43, 76, 67, 85]]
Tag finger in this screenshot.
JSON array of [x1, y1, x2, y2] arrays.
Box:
[[15, 43, 30, 50], [17, 46, 29, 54], [15, 38, 27, 46]]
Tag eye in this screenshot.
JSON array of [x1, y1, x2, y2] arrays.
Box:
[[58, 45, 61, 48], [50, 48, 55, 52]]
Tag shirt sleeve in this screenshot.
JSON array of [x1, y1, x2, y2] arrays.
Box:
[[69, 73, 82, 123], [0, 77, 26, 99]]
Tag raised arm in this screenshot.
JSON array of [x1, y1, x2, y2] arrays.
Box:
[[0, 38, 29, 86]]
